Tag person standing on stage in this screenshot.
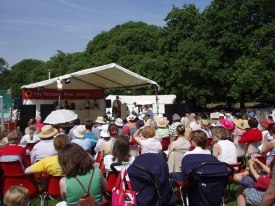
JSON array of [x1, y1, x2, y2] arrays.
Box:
[[112, 95, 122, 118]]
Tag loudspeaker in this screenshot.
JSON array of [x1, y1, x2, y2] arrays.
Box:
[[19, 105, 36, 133], [165, 104, 186, 122], [13, 98, 22, 109], [40, 104, 55, 122], [106, 99, 111, 108]]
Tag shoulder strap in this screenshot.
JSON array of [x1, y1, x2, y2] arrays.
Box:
[[74, 169, 95, 193]]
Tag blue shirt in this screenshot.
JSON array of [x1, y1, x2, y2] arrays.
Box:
[[84, 133, 97, 147]]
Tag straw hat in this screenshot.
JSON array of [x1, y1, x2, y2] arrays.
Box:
[[39, 125, 58, 139], [73, 125, 86, 138], [100, 124, 110, 138], [126, 114, 136, 122], [115, 118, 124, 127], [233, 119, 250, 130], [219, 119, 235, 130], [201, 119, 209, 126], [95, 116, 105, 124], [156, 117, 168, 128]]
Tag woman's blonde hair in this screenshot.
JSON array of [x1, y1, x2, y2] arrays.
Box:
[[211, 126, 228, 140], [141, 125, 156, 138], [7, 130, 22, 144], [4, 185, 29, 206]]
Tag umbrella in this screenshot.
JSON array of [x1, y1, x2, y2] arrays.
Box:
[[43, 109, 78, 124]]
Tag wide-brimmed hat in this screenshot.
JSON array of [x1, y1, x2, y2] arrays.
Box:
[[73, 125, 86, 138], [39, 125, 58, 139], [95, 116, 105, 124], [219, 119, 235, 130], [201, 119, 209, 126], [233, 119, 249, 130], [100, 124, 110, 138], [127, 114, 136, 122], [115, 118, 124, 127], [156, 117, 168, 128]]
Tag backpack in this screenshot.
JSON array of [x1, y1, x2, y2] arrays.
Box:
[[74, 169, 95, 206]]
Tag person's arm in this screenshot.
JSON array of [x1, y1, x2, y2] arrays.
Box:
[[59, 177, 66, 201], [248, 159, 260, 180], [25, 165, 34, 174], [100, 171, 108, 192], [212, 143, 221, 158], [261, 137, 275, 154], [132, 127, 143, 145], [253, 158, 270, 173], [260, 184, 275, 206]]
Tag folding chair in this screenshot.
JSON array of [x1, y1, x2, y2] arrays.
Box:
[[161, 136, 171, 151], [0, 155, 42, 199], [181, 161, 234, 206], [42, 175, 62, 206]]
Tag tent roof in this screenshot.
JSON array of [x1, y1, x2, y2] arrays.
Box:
[[21, 63, 159, 90]]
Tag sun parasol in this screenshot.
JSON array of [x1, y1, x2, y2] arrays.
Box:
[[43, 109, 78, 124]]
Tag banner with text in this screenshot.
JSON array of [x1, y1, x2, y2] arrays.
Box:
[[22, 88, 105, 100]]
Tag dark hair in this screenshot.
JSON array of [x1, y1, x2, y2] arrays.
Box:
[[176, 124, 185, 136], [109, 123, 118, 136], [190, 130, 208, 149], [73, 118, 80, 125], [58, 143, 94, 177], [28, 118, 36, 126], [248, 118, 258, 128], [85, 119, 93, 130], [112, 135, 130, 162], [268, 123, 275, 135], [54, 134, 69, 151]]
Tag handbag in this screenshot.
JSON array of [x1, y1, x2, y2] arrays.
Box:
[[112, 168, 137, 206], [74, 169, 95, 206]]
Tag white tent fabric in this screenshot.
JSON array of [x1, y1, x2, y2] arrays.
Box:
[[21, 63, 159, 90]]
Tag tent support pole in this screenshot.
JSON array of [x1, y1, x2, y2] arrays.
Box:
[[155, 86, 159, 116]]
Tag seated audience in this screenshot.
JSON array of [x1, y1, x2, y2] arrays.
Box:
[[212, 126, 237, 164], [261, 123, 275, 166], [155, 117, 169, 138], [168, 124, 191, 173], [25, 134, 68, 176], [20, 125, 40, 146], [133, 123, 162, 154], [169, 114, 182, 137], [71, 125, 94, 152], [35, 115, 44, 132], [68, 118, 80, 141], [238, 118, 262, 144], [31, 125, 58, 163], [114, 118, 124, 136], [58, 143, 108, 205], [101, 123, 118, 156], [0, 130, 30, 167], [94, 124, 110, 154], [4, 185, 30, 206], [24, 118, 37, 135], [104, 135, 135, 172]]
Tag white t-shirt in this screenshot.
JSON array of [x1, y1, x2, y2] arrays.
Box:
[[216, 140, 237, 164], [183, 147, 210, 157], [140, 137, 162, 154], [104, 154, 135, 171]]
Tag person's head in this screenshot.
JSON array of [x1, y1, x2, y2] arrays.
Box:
[[54, 134, 69, 151], [172, 114, 181, 122], [4, 185, 29, 206], [28, 125, 36, 135], [109, 123, 118, 137], [176, 124, 185, 136], [35, 115, 41, 123], [211, 126, 228, 141], [27, 118, 36, 127], [85, 119, 93, 131], [58, 143, 94, 177], [248, 118, 258, 128], [112, 135, 131, 162], [38, 125, 58, 140], [73, 118, 80, 126], [7, 130, 22, 144], [141, 125, 156, 138], [190, 130, 208, 149]]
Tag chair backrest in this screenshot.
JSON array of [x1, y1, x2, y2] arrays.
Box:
[[161, 136, 170, 151], [99, 159, 106, 175], [236, 143, 246, 159], [106, 171, 118, 193], [96, 151, 103, 163], [0, 155, 25, 175], [186, 161, 233, 206], [245, 142, 260, 157], [46, 175, 62, 197]]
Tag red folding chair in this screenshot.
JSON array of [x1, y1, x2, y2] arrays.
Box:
[[161, 136, 171, 151], [96, 151, 103, 163], [43, 175, 62, 206], [0, 156, 41, 198]]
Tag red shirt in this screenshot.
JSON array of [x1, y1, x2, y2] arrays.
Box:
[[0, 145, 30, 167], [254, 174, 271, 190], [238, 128, 262, 144]]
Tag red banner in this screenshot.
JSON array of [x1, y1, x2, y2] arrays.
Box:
[[22, 88, 105, 100]]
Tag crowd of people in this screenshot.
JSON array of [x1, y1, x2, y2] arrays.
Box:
[[0, 108, 275, 205]]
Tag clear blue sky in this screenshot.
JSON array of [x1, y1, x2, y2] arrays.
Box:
[[0, 0, 212, 66]]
